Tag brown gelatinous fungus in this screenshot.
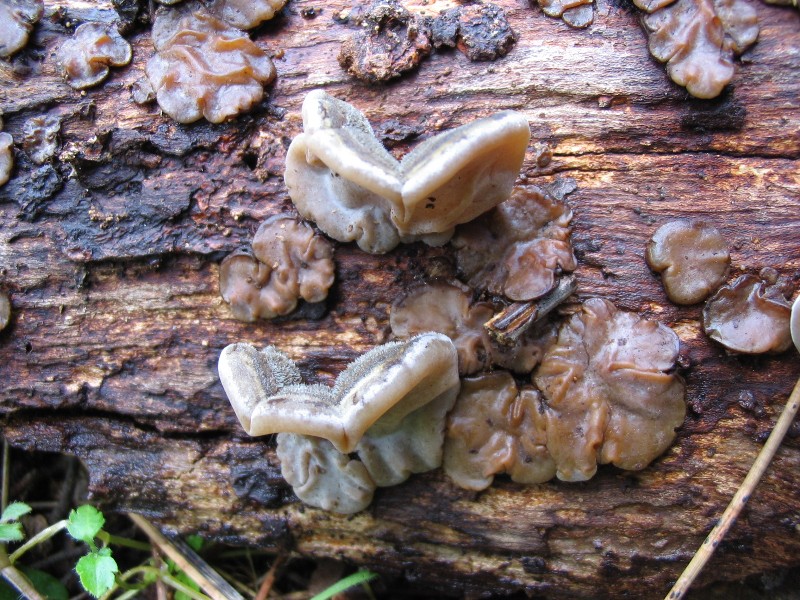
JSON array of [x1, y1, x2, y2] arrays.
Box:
[[284, 90, 530, 254], [444, 372, 555, 490], [0, 292, 10, 331], [219, 215, 334, 321], [219, 334, 460, 513], [0, 0, 43, 58], [206, 0, 287, 30], [534, 298, 686, 482], [534, 0, 595, 29], [56, 23, 132, 90], [0, 133, 13, 187], [646, 219, 730, 305], [338, 0, 432, 82], [703, 273, 794, 354], [452, 184, 577, 302], [453, 3, 517, 60], [390, 281, 556, 375], [22, 115, 60, 165], [638, 0, 759, 99], [146, 4, 276, 123]]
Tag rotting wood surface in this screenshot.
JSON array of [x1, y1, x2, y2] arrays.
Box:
[[1, 0, 799, 597]]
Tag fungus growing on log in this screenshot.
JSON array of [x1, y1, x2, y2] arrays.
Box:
[[219, 215, 334, 322], [56, 23, 132, 90], [22, 115, 60, 165], [0, 0, 43, 58], [534, 0, 595, 29], [703, 273, 794, 354], [452, 184, 576, 301], [338, 0, 432, 82], [450, 3, 517, 60], [646, 219, 730, 305], [0, 292, 10, 331], [637, 0, 759, 99], [146, 4, 276, 123], [207, 0, 287, 30], [284, 90, 530, 254], [219, 334, 460, 513], [390, 281, 557, 375], [533, 297, 686, 482], [443, 371, 555, 490], [0, 133, 13, 187]]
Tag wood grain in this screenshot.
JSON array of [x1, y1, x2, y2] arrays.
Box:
[[1, 0, 799, 597]]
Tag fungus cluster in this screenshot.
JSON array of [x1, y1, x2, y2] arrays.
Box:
[[636, 0, 759, 99], [646, 219, 730, 305], [207, 0, 287, 30], [429, 3, 517, 61], [219, 215, 334, 322], [535, 0, 595, 29], [284, 90, 530, 254], [56, 23, 132, 90], [22, 115, 61, 165], [390, 281, 557, 375], [452, 184, 577, 302], [0, 0, 43, 58], [146, 3, 276, 123], [218, 333, 460, 513]]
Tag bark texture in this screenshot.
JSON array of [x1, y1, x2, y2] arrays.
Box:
[[1, 0, 799, 597]]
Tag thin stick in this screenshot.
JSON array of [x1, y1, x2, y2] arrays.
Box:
[[665, 376, 800, 600], [254, 554, 285, 600]]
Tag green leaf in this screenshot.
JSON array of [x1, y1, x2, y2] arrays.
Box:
[[75, 547, 118, 598], [23, 567, 70, 600], [67, 505, 105, 545], [174, 569, 201, 600], [309, 570, 378, 600], [0, 522, 24, 543], [185, 534, 204, 552], [0, 502, 32, 523]]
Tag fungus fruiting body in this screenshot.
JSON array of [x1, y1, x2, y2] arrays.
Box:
[[0, 0, 43, 58], [0, 133, 13, 187], [22, 115, 61, 165], [219, 334, 460, 513], [0, 292, 10, 331], [452, 184, 576, 301], [638, 0, 759, 99], [535, 0, 595, 28], [450, 3, 517, 60], [533, 297, 686, 482], [57, 23, 132, 90], [443, 371, 555, 490], [285, 90, 530, 254], [207, 0, 287, 30], [646, 219, 730, 305], [703, 273, 793, 354], [219, 215, 335, 321], [146, 5, 276, 123]]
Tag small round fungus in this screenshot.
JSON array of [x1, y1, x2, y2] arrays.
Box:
[[533, 298, 686, 482], [0, 292, 10, 331], [452, 184, 576, 302], [454, 3, 517, 60], [703, 273, 794, 354], [207, 0, 287, 30], [0, 0, 43, 58], [146, 5, 276, 123], [443, 371, 555, 491], [22, 115, 61, 165], [646, 219, 730, 305], [390, 281, 556, 375], [536, 0, 595, 29], [285, 90, 530, 253], [56, 23, 132, 90], [0, 133, 13, 187], [219, 215, 334, 321]]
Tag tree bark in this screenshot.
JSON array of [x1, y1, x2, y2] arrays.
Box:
[[1, 0, 799, 598]]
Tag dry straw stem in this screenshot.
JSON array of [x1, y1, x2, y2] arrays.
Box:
[[666, 376, 800, 599]]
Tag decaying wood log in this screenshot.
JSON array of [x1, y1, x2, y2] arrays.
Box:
[[1, 0, 799, 597]]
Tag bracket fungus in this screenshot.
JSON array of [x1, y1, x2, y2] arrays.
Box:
[[0, 133, 13, 187], [637, 0, 759, 99], [285, 90, 530, 254], [22, 115, 61, 165], [390, 281, 557, 375], [452, 184, 576, 302], [443, 371, 555, 491], [146, 4, 276, 123], [219, 215, 335, 322], [0, 0, 43, 58], [534, 0, 595, 29], [207, 0, 287, 30], [646, 219, 730, 305], [219, 333, 460, 513], [56, 23, 132, 90], [533, 298, 686, 482], [703, 273, 794, 354]]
